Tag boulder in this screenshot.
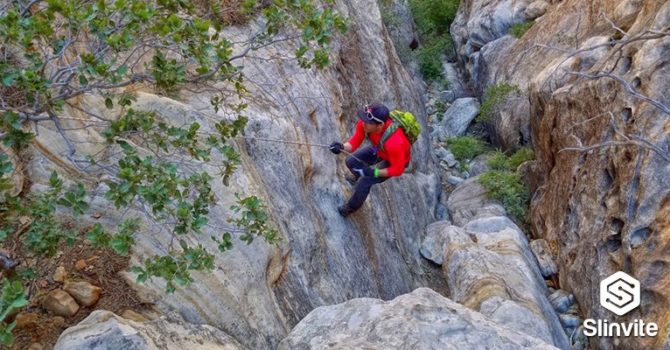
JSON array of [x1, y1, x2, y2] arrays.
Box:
[[438, 98, 481, 140], [55, 310, 245, 350], [442, 217, 570, 349], [446, 176, 506, 226], [419, 222, 464, 265], [278, 288, 559, 349], [468, 153, 492, 177], [525, 1, 549, 20]]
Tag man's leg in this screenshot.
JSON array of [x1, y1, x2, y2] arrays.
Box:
[[346, 175, 389, 211], [339, 160, 390, 216]]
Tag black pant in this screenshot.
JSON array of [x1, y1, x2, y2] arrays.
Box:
[[344, 146, 390, 210]]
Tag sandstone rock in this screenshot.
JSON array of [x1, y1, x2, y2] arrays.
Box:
[[278, 288, 560, 349], [530, 239, 558, 277], [488, 95, 531, 152], [15, 312, 39, 329], [524, 0, 549, 20], [438, 97, 481, 140], [55, 310, 245, 350], [521, 3, 670, 348], [447, 176, 506, 226], [53, 266, 67, 283], [43, 290, 79, 317], [64, 281, 102, 307], [121, 309, 149, 322], [442, 216, 570, 348], [419, 222, 464, 266]]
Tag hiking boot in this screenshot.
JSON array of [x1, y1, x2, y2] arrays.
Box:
[[345, 175, 359, 186], [337, 204, 355, 217]]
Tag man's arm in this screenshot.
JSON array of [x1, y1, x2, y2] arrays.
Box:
[[346, 120, 365, 152]]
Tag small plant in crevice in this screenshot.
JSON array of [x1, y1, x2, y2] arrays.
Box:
[[509, 21, 534, 38], [478, 83, 522, 123], [445, 136, 488, 163], [435, 100, 447, 115], [478, 147, 535, 225], [487, 147, 535, 172]]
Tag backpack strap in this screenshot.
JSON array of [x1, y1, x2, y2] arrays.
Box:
[[379, 122, 398, 152]]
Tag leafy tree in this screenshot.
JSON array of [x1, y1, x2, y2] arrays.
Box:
[[0, 0, 346, 344]]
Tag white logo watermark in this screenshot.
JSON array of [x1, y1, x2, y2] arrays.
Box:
[[600, 271, 640, 316], [583, 271, 658, 337]]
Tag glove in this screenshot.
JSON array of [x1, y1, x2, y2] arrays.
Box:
[[329, 141, 344, 154], [353, 166, 376, 178]]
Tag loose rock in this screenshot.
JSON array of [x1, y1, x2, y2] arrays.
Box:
[[53, 266, 67, 283], [548, 290, 575, 314], [530, 239, 558, 277], [64, 281, 102, 307], [43, 290, 79, 317]]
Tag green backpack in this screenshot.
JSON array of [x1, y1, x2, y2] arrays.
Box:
[[379, 110, 421, 151]]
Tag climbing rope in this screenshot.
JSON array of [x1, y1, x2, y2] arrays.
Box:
[[234, 135, 366, 163]]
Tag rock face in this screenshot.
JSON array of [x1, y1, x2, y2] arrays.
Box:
[[422, 177, 570, 349], [54, 310, 245, 350], [24, 1, 445, 349], [452, 0, 670, 348], [278, 288, 559, 350]]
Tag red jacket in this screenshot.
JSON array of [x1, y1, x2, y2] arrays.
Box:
[[347, 119, 411, 177]]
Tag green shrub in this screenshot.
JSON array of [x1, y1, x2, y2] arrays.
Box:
[[486, 147, 535, 171], [417, 35, 454, 81], [478, 83, 521, 123], [435, 100, 447, 114], [508, 147, 535, 169], [409, 0, 460, 36], [478, 170, 529, 223], [408, 0, 459, 81], [479, 147, 535, 224], [486, 150, 511, 171], [446, 136, 487, 162], [509, 21, 534, 38]]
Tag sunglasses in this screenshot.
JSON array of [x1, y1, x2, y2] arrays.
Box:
[[363, 104, 383, 123]]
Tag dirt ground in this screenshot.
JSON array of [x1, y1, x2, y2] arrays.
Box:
[[4, 224, 152, 350]]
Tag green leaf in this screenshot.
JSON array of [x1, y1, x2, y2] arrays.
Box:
[[105, 97, 114, 109]]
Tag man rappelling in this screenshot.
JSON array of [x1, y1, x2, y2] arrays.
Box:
[[329, 103, 419, 217]]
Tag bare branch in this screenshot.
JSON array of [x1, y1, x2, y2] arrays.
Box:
[[568, 71, 670, 115]]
